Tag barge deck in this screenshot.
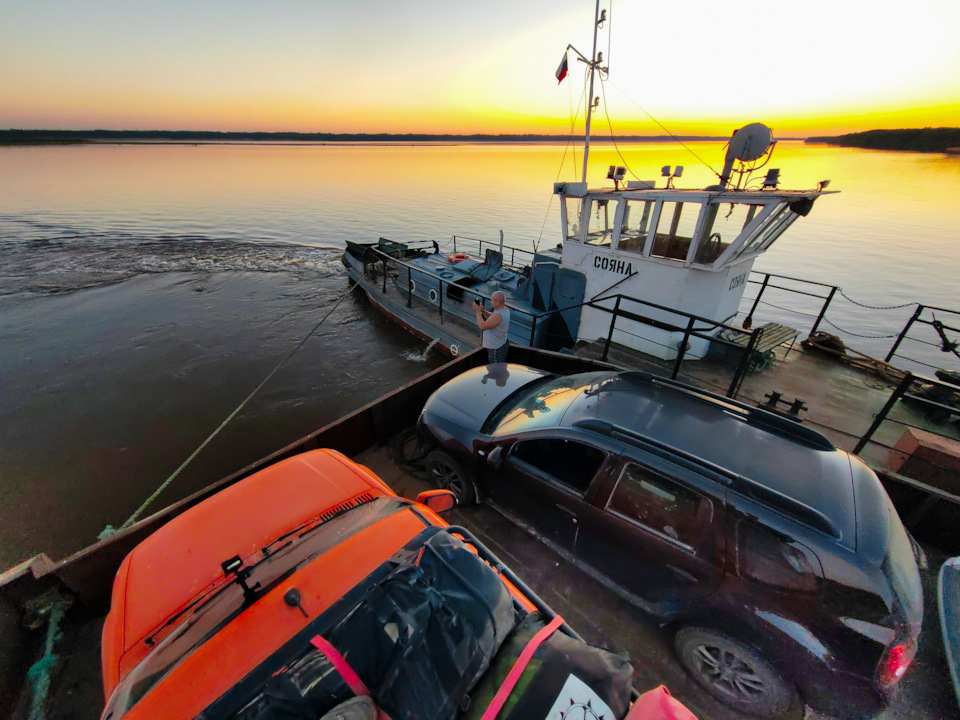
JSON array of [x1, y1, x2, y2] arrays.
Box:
[[2, 346, 957, 720]]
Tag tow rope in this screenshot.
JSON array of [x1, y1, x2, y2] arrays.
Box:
[[99, 280, 357, 541]]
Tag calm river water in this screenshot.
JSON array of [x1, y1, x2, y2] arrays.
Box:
[[1, 141, 958, 567]]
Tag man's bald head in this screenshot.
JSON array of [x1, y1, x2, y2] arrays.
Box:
[[491, 291, 505, 308]]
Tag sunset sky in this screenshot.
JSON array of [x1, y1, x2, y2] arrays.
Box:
[[2, 0, 958, 137]]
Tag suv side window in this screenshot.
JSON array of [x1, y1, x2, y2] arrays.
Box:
[[511, 439, 605, 495], [607, 463, 712, 547]]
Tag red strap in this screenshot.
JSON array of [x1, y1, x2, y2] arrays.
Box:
[[479, 615, 564, 720], [310, 635, 372, 697]]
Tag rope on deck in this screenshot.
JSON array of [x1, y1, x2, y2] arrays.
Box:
[[26, 594, 70, 720], [99, 280, 357, 542]]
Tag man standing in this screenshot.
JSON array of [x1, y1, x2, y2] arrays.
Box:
[[474, 291, 511, 363]]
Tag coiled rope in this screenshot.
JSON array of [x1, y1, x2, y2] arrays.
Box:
[[99, 280, 357, 541]]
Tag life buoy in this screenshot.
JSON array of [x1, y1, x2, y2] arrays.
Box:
[[448, 253, 471, 264]]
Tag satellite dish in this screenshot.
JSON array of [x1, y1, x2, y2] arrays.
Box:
[[728, 123, 773, 162], [719, 122, 775, 187]]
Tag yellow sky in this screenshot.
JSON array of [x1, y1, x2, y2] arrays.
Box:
[[1, 0, 958, 136]]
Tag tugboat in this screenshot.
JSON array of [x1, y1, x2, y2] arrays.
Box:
[[342, 5, 835, 362]]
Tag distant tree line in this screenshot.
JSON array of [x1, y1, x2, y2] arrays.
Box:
[[806, 128, 960, 153], [0, 129, 734, 145]]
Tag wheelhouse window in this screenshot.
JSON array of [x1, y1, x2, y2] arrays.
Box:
[[735, 202, 794, 259], [607, 464, 711, 547], [586, 199, 614, 246], [650, 201, 702, 261], [511, 438, 605, 495], [617, 200, 654, 255], [694, 202, 759, 265], [564, 197, 585, 241]]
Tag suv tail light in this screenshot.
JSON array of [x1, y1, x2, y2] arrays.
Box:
[[876, 634, 917, 691]]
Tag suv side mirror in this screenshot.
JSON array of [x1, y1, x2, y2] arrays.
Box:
[[487, 445, 503, 470], [416, 489, 457, 513]]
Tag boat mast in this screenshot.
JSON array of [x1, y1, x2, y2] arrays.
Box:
[[582, 0, 603, 184]]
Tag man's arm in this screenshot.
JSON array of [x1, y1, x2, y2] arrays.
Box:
[[474, 306, 502, 331]]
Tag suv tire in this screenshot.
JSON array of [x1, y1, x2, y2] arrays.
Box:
[[425, 450, 476, 505], [675, 627, 795, 717]]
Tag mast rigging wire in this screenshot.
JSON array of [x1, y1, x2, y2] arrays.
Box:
[[605, 78, 721, 178], [536, 81, 587, 252], [599, 78, 640, 181]]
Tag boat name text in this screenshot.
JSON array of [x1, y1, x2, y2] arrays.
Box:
[[594, 256, 634, 276], [729, 272, 747, 291]]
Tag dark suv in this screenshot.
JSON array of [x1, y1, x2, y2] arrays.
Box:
[[416, 364, 924, 718]]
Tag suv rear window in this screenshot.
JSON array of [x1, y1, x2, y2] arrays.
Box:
[[607, 464, 711, 547], [735, 520, 821, 593]]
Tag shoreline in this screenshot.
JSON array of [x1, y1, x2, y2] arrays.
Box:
[[806, 127, 960, 153], [0, 130, 805, 146]]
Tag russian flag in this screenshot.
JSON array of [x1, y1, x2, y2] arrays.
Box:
[[555, 53, 569, 84]]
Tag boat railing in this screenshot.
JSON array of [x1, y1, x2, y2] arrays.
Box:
[[364, 245, 766, 399], [855, 372, 960, 454], [854, 371, 960, 544], [579, 293, 764, 399], [742, 271, 838, 337], [885, 304, 960, 370], [742, 272, 960, 373], [450, 235, 538, 268]]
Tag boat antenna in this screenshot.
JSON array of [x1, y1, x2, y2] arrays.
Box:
[[566, 0, 608, 183]]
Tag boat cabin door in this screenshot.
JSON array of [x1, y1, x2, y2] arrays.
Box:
[[530, 263, 586, 351]]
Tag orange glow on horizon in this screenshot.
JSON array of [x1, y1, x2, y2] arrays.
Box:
[[2, 1, 958, 137]]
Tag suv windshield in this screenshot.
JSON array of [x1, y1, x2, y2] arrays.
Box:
[[103, 498, 406, 719], [485, 372, 610, 437]]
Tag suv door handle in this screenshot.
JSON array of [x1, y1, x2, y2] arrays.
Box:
[[555, 504, 578, 523]]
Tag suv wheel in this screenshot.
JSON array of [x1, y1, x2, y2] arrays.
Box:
[[675, 627, 795, 717], [425, 450, 476, 505]]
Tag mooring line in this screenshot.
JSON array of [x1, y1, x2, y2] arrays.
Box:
[[99, 280, 358, 541]]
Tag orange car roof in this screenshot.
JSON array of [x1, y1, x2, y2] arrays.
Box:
[[118, 508, 429, 720], [109, 449, 391, 666]]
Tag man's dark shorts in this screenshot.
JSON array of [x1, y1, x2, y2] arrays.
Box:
[[487, 342, 509, 364]]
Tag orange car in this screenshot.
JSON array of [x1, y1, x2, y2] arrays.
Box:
[[100, 449, 689, 720]]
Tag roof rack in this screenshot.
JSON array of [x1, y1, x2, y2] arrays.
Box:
[[573, 417, 842, 539], [573, 418, 737, 486], [616, 371, 836, 452]]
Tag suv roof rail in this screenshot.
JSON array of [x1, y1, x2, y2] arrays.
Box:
[[574, 418, 843, 539], [573, 418, 737, 486], [616, 372, 836, 452], [731, 476, 842, 538]]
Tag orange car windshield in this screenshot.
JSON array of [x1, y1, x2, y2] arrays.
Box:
[[103, 497, 405, 719]]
